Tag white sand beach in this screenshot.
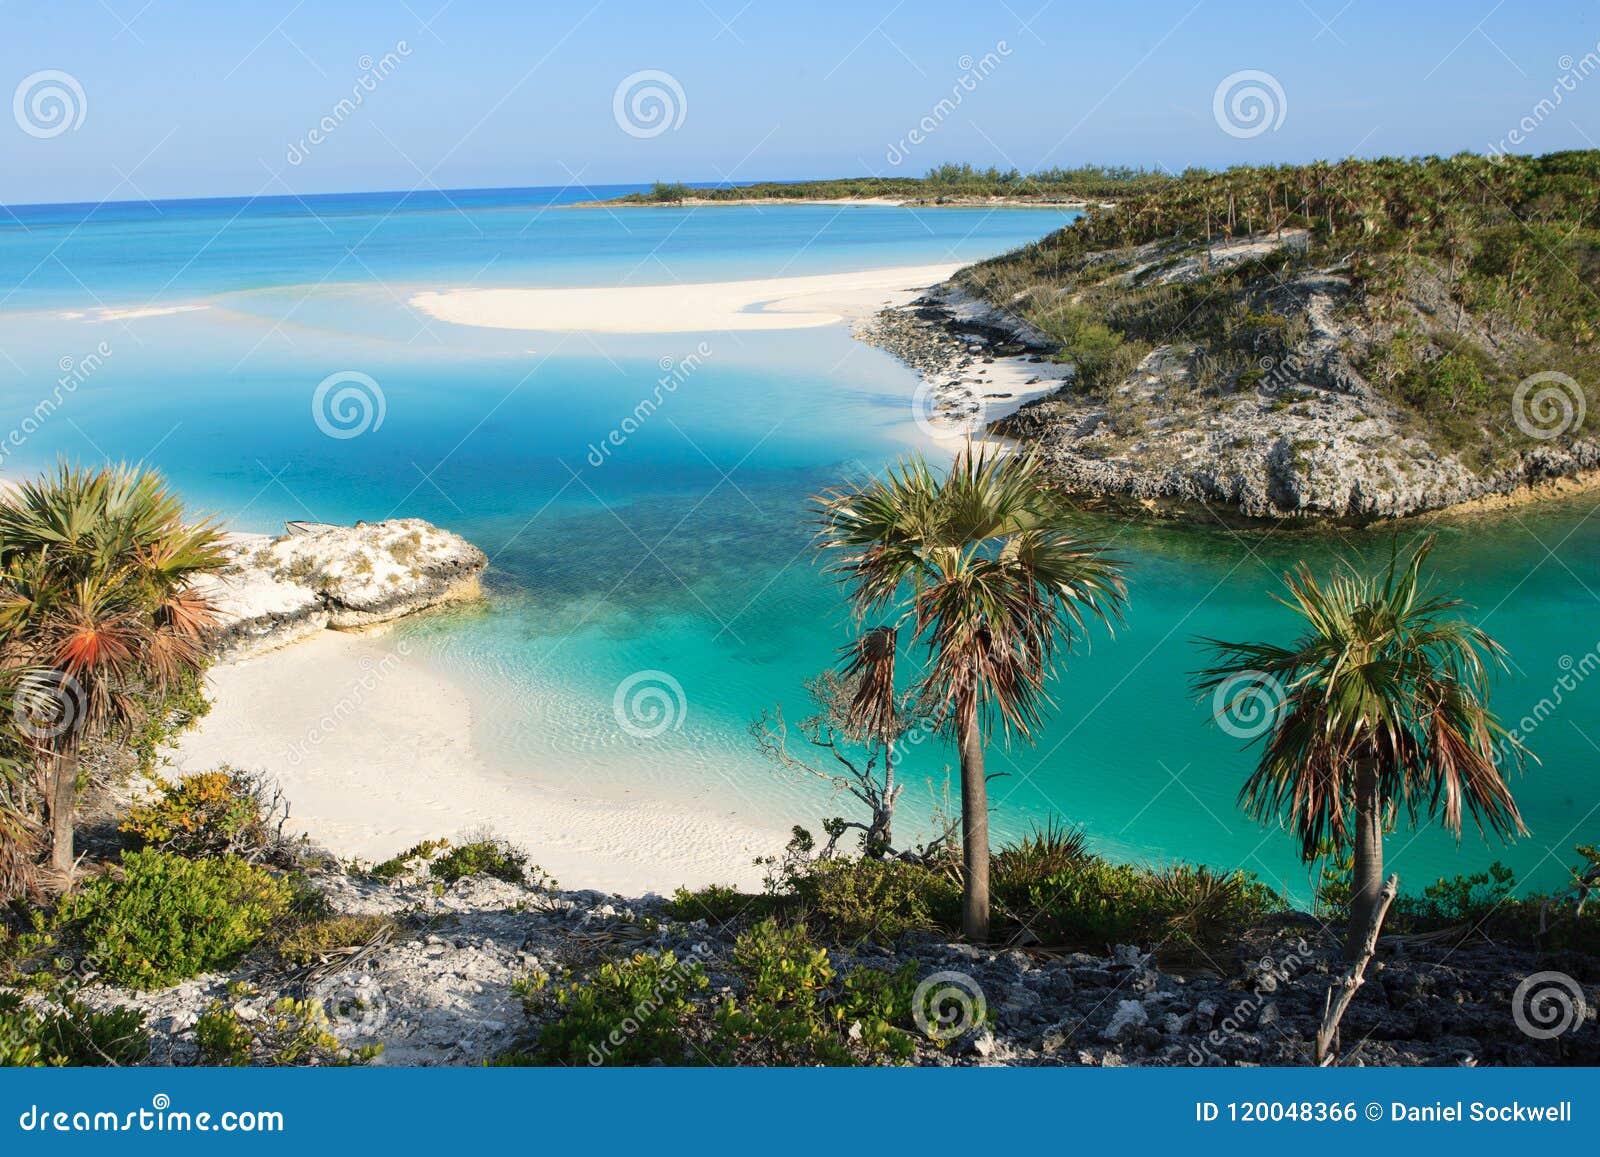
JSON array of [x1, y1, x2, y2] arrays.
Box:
[[170, 631, 786, 894], [409, 263, 964, 334]]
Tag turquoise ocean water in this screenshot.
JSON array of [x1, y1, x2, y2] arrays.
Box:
[[1, 185, 1596, 899]]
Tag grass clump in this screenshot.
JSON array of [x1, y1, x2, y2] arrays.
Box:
[[57, 851, 294, 990], [365, 838, 451, 882], [0, 992, 148, 1066], [275, 914, 398, 966]]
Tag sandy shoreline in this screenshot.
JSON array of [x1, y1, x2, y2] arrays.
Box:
[[170, 631, 787, 894], [410, 264, 963, 334]]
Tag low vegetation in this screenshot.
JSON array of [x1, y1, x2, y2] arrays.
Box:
[[609, 163, 1166, 205]]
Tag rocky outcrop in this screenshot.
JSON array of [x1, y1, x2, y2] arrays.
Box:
[[863, 245, 1600, 524], [197, 519, 487, 660]]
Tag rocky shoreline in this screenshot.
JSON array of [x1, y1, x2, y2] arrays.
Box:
[[84, 856, 1598, 1067], [196, 518, 488, 661], [858, 271, 1600, 524]]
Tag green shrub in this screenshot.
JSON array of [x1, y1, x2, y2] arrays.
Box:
[[120, 767, 281, 859], [195, 987, 380, 1066], [430, 838, 529, 885], [990, 820, 1092, 897], [531, 951, 709, 1066], [366, 838, 451, 882], [786, 857, 960, 943], [664, 884, 774, 925], [58, 851, 293, 990], [1001, 856, 1280, 963], [711, 920, 916, 1065], [275, 914, 398, 966], [0, 992, 148, 1066]]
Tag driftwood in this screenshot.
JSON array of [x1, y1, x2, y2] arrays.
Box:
[[1315, 872, 1399, 1066]]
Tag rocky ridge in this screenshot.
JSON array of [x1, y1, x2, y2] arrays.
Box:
[[195, 518, 488, 660], [858, 238, 1600, 523]]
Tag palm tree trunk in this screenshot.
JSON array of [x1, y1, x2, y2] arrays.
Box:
[[1345, 758, 1384, 962], [956, 698, 990, 942], [49, 748, 78, 874]]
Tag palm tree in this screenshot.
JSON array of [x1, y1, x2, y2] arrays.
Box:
[[1194, 538, 1526, 960], [0, 463, 226, 874], [813, 447, 1127, 940]]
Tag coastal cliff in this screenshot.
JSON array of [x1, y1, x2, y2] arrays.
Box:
[[861, 154, 1600, 524], [196, 518, 488, 660]]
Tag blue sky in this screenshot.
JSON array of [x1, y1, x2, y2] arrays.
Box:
[[3, 0, 1600, 204]]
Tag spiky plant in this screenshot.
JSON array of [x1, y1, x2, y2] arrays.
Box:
[[1194, 537, 1526, 959], [0, 463, 226, 874], [813, 446, 1127, 940]]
